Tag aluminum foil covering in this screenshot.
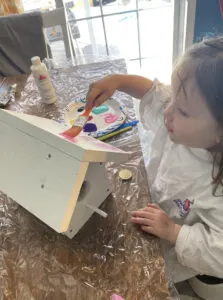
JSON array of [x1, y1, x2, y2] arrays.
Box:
[[0, 59, 178, 300]]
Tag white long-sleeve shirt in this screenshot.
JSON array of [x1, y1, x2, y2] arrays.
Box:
[[139, 80, 223, 283]]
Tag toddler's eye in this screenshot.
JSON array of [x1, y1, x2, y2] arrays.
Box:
[[178, 108, 189, 117]]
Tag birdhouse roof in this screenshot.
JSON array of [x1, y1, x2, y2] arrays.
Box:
[[0, 110, 130, 163]]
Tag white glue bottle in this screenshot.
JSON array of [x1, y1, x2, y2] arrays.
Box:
[[31, 56, 56, 104]]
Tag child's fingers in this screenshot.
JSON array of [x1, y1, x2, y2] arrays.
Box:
[[148, 203, 159, 209], [131, 208, 147, 214], [141, 225, 155, 234], [94, 92, 109, 107], [86, 87, 102, 109], [147, 204, 164, 213], [130, 217, 153, 226], [144, 206, 157, 213], [131, 210, 155, 219]]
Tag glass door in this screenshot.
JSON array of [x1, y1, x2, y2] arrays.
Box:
[[172, 0, 197, 64]]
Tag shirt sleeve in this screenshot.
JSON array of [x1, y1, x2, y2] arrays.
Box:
[[175, 201, 223, 277], [139, 79, 171, 132]]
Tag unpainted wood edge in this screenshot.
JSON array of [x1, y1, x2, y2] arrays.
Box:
[[60, 161, 89, 232], [83, 150, 107, 162]]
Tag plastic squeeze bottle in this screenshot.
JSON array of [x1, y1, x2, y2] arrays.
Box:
[[30, 56, 56, 104]]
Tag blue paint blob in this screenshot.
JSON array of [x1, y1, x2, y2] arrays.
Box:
[[80, 97, 86, 103], [83, 123, 97, 132]]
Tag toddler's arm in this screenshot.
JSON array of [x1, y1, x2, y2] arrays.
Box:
[[131, 203, 223, 279], [175, 221, 223, 278], [86, 74, 153, 109]]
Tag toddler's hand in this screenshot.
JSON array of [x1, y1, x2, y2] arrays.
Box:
[[85, 75, 119, 109], [131, 204, 181, 244]]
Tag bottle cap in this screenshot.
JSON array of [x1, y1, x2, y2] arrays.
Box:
[[31, 56, 41, 65]]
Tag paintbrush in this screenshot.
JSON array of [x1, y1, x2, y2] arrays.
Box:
[[62, 108, 92, 138]]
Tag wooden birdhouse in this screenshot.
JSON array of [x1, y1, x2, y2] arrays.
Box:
[[0, 109, 130, 238]]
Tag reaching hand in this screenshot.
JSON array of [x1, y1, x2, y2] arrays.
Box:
[[85, 75, 120, 109]]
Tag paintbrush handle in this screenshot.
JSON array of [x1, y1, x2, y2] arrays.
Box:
[[83, 108, 92, 117], [61, 107, 93, 138], [70, 108, 92, 128], [71, 108, 92, 128]]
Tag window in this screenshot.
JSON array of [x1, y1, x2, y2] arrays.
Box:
[[23, 0, 174, 80]]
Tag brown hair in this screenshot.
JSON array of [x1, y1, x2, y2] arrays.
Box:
[[177, 37, 223, 196]]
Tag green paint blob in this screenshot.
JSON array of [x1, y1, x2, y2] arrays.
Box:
[[92, 105, 109, 115]]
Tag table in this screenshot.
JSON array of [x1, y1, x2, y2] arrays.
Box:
[[0, 59, 171, 299]]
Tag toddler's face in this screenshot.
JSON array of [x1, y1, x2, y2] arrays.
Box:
[[164, 67, 220, 149]]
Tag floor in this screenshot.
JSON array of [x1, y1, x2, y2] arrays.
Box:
[[176, 281, 202, 300]]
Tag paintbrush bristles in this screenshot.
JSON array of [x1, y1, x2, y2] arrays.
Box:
[[61, 107, 93, 138], [62, 126, 82, 138]]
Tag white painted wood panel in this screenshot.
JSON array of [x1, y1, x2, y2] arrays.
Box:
[[0, 120, 88, 232]]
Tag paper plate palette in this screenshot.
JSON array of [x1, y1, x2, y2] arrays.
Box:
[[64, 96, 128, 138]]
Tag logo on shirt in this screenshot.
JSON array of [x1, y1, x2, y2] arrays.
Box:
[[173, 198, 194, 217], [39, 75, 47, 80]]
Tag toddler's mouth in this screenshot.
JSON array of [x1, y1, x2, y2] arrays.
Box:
[[164, 119, 174, 133]]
